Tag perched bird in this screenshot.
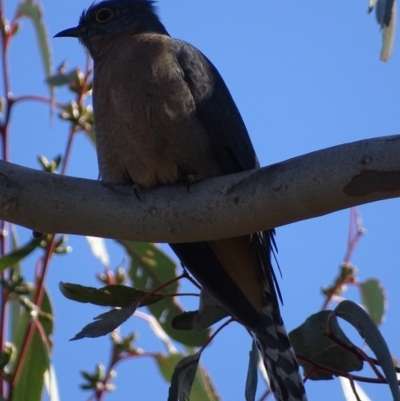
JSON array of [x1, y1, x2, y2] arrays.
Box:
[[55, 1, 307, 400]]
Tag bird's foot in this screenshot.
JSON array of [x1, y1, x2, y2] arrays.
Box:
[[133, 184, 143, 200], [184, 174, 204, 193]]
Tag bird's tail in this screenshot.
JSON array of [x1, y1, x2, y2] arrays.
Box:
[[251, 231, 307, 401], [253, 324, 307, 401]]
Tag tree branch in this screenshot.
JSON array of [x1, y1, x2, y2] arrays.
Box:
[[0, 135, 399, 243]]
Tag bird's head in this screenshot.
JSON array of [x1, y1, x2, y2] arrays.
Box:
[[54, 0, 168, 57]]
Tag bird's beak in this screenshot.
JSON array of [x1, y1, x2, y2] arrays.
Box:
[[54, 26, 80, 38]]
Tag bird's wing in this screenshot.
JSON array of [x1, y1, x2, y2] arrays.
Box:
[[170, 40, 281, 326], [175, 40, 258, 173], [172, 41, 307, 401]]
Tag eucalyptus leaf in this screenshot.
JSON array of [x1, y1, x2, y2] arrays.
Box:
[[70, 301, 139, 340], [289, 310, 362, 380], [59, 282, 165, 307], [245, 340, 259, 401], [168, 353, 200, 401], [0, 238, 42, 272], [335, 300, 400, 401]]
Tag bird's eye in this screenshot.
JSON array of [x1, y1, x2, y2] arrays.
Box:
[[95, 8, 113, 23]]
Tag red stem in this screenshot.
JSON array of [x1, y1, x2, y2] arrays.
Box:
[[13, 94, 59, 107], [60, 62, 92, 175], [199, 318, 234, 354], [321, 208, 364, 310], [34, 236, 56, 307], [0, 5, 12, 397], [298, 353, 398, 385]]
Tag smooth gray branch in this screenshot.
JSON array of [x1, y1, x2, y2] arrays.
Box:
[[0, 135, 399, 243]]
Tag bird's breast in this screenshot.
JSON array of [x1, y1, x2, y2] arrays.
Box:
[[92, 34, 222, 188]]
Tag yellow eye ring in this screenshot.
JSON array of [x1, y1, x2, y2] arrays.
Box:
[[95, 8, 113, 23]]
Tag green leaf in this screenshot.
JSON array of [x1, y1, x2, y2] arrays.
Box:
[[59, 282, 165, 307], [11, 286, 54, 378], [9, 226, 22, 344], [194, 362, 220, 401], [289, 310, 363, 380], [121, 241, 209, 347], [168, 353, 200, 401], [11, 324, 50, 401], [46, 69, 82, 88], [172, 311, 199, 331], [334, 300, 400, 401], [172, 290, 229, 331], [197, 290, 229, 330], [16, 0, 53, 95], [359, 278, 386, 326], [39, 287, 54, 340], [70, 301, 139, 340], [245, 340, 259, 401], [156, 354, 182, 383], [11, 308, 30, 370], [155, 354, 220, 401], [0, 237, 42, 272]]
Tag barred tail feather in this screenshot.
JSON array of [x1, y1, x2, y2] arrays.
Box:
[[251, 231, 307, 401], [254, 326, 307, 401]]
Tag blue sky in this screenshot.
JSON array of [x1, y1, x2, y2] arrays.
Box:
[[3, 1, 400, 401]]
